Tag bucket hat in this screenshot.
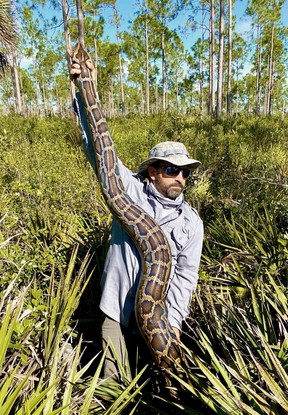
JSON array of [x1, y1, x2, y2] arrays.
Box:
[[138, 141, 201, 175]]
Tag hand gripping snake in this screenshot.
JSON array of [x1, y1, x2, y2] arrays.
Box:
[[72, 42, 190, 389]]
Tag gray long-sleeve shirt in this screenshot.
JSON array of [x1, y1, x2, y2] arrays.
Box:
[[73, 94, 203, 330], [99, 160, 203, 331]]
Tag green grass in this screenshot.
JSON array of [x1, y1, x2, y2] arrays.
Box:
[[0, 113, 287, 413]]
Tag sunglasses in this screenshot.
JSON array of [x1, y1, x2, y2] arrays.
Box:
[[158, 165, 191, 179]]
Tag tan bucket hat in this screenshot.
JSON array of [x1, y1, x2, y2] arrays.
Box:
[[138, 141, 201, 175]]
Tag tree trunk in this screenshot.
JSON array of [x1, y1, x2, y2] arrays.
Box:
[[93, 36, 98, 89], [10, 53, 22, 114], [155, 81, 159, 114], [113, 5, 125, 114], [175, 67, 179, 113], [41, 80, 47, 116], [255, 20, 262, 114], [161, 25, 167, 111], [226, 0, 232, 116], [235, 60, 240, 115], [263, 82, 268, 115], [145, 13, 150, 115], [140, 83, 145, 114], [108, 74, 115, 117], [199, 7, 205, 115], [61, 0, 76, 109], [76, 0, 85, 45], [266, 23, 275, 115], [209, 0, 215, 116], [7, 0, 21, 114], [216, 0, 225, 118]]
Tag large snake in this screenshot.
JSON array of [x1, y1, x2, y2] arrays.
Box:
[[72, 42, 189, 385]]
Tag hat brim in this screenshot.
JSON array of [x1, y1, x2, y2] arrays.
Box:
[[138, 155, 201, 175]]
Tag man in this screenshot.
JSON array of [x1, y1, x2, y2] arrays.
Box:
[[99, 142, 203, 380], [71, 62, 203, 382]]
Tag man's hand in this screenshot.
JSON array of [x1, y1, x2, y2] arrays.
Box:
[[68, 46, 95, 80], [70, 60, 95, 77]]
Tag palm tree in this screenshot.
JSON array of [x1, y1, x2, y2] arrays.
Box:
[[0, 0, 18, 72], [0, 1, 22, 113]]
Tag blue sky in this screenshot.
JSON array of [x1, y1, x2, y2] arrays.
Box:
[[97, 0, 251, 50], [89, 0, 287, 52]]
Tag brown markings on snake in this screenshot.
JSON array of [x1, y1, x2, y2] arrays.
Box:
[[72, 42, 190, 392]]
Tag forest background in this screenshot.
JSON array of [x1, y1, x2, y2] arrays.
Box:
[[0, 1, 287, 414], [2, 0, 288, 117]]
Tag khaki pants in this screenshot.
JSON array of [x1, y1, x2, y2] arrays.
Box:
[[102, 316, 131, 381], [101, 315, 152, 381]]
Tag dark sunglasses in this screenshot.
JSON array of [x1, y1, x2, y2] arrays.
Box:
[[158, 165, 191, 179]]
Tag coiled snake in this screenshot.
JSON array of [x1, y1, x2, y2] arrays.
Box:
[[72, 42, 189, 388]]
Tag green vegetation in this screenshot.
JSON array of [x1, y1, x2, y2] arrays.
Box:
[[0, 113, 287, 414]]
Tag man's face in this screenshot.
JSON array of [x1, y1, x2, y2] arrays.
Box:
[[148, 162, 190, 200]]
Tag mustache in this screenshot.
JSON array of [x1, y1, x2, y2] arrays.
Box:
[[169, 182, 184, 190]]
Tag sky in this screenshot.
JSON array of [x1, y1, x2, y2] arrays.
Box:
[[82, 0, 251, 50]]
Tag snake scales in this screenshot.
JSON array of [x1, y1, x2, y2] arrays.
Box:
[[72, 42, 189, 383]]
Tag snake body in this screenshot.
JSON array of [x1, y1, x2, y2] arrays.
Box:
[[73, 42, 187, 376]]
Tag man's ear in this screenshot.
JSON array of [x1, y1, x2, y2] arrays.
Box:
[[147, 165, 157, 181]]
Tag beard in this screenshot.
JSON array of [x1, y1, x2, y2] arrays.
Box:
[[165, 183, 184, 199]]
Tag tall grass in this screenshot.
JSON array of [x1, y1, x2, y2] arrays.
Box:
[[0, 114, 287, 413]]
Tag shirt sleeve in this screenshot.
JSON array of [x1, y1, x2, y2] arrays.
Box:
[[117, 158, 135, 186], [166, 215, 204, 331], [73, 92, 136, 184]]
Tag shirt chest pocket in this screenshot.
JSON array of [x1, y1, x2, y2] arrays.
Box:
[[170, 225, 190, 253], [163, 223, 189, 258]]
